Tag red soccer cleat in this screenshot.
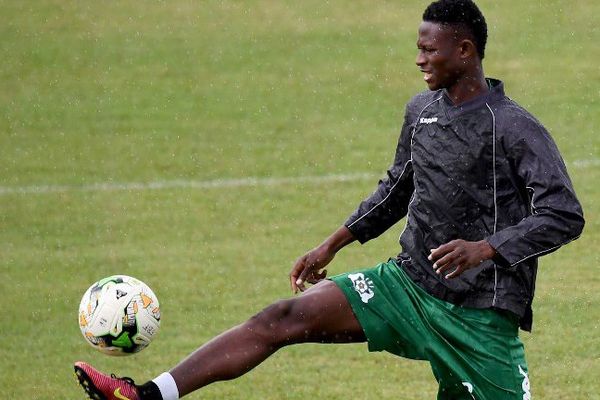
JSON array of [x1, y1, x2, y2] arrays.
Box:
[[74, 361, 140, 400]]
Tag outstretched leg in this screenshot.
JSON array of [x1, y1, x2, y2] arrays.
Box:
[[171, 279, 365, 396], [74, 279, 363, 399]]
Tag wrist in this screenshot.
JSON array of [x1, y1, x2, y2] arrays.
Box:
[[322, 237, 344, 254], [481, 240, 497, 260], [323, 226, 356, 253]]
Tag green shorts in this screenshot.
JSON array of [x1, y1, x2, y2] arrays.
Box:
[[330, 260, 530, 400]]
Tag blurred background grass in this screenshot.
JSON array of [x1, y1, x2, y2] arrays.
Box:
[[0, 1, 598, 398]]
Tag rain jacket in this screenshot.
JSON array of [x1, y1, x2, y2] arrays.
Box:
[[345, 79, 584, 331]]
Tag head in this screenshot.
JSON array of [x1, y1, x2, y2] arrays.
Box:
[[417, 0, 488, 91]]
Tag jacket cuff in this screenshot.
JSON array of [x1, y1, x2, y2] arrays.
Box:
[[344, 221, 370, 245], [487, 234, 517, 267]]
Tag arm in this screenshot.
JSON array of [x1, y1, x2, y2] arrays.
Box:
[[485, 118, 584, 266], [290, 103, 418, 292], [344, 107, 416, 243], [430, 113, 585, 278]]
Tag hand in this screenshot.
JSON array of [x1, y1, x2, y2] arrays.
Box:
[[428, 239, 497, 279], [290, 244, 336, 293]]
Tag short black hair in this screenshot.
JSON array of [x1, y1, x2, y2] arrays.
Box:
[[423, 0, 488, 59]]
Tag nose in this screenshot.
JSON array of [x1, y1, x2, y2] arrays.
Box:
[[416, 50, 426, 67]]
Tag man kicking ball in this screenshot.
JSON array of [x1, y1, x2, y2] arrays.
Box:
[[75, 1, 584, 399]]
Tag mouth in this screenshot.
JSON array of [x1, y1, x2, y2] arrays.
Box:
[[421, 70, 433, 82]]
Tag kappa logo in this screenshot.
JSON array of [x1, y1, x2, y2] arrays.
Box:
[[348, 273, 375, 303], [419, 117, 438, 124]]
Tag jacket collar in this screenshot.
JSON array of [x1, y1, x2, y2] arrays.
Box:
[[440, 78, 505, 119]]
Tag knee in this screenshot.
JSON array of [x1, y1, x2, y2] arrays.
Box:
[[245, 299, 304, 345]]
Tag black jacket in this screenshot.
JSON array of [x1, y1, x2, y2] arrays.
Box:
[[345, 79, 584, 330]]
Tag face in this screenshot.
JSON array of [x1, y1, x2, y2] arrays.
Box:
[[416, 21, 465, 91]]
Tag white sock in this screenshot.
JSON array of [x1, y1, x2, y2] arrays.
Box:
[[152, 372, 180, 400]]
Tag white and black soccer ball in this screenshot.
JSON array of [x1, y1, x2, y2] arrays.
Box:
[[78, 275, 161, 356]]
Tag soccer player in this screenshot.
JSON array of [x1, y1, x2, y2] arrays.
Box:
[[74, 0, 584, 399]]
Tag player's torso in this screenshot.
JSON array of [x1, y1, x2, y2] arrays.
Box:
[[407, 103, 496, 247]]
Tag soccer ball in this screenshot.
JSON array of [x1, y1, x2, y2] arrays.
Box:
[[78, 275, 161, 356]]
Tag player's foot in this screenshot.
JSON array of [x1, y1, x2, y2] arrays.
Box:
[[74, 361, 140, 400]]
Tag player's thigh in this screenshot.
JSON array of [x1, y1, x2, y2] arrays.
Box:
[[259, 280, 366, 344]]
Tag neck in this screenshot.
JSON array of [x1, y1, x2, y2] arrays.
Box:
[[445, 70, 488, 105]]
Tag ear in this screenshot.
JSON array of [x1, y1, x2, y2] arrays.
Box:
[[458, 39, 478, 60]]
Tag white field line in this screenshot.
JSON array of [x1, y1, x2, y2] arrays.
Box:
[[571, 158, 600, 168], [0, 172, 378, 195], [0, 158, 597, 196]]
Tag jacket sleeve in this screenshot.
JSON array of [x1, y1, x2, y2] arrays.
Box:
[[344, 105, 416, 244], [487, 114, 585, 266]]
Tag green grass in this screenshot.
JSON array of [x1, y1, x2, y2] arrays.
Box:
[[1, 1, 599, 398]]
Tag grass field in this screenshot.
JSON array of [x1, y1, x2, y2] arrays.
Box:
[[1, 1, 599, 399]]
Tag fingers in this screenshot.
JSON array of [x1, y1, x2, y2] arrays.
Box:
[[290, 272, 307, 293], [435, 260, 464, 278], [428, 240, 457, 262], [434, 258, 464, 279], [429, 239, 490, 279], [432, 251, 461, 273], [429, 240, 465, 279], [289, 256, 315, 294], [290, 246, 335, 293], [290, 273, 299, 294], [290, 262, 327, 293], [290, 257, 306, 294], [430, 247, 458, 271], [296, 262, 316, 292], [296, 279, 307, 293], [444, 265, 465, 279], [306, 269, 327, 284]]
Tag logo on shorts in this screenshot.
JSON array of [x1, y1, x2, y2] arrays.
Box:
[[348, 273, 375, 303], [518, 365, 531, 400], [462, 382, 475, 400]]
